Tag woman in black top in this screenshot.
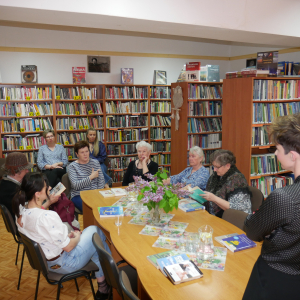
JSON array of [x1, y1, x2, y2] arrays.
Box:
[[243, 114, 300, 300], [122, 141, 158, 186]]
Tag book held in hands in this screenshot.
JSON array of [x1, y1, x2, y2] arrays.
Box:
[[49, 182, 66, 196]]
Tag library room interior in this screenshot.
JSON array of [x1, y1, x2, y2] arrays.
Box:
[[1, 1, 300, 299]]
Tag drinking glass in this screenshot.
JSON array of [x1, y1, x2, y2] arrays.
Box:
[[185, 233, 198, 253], [198, 225, 214, 260], [115, 215, 124, 226], [128, 183, 138, 202], [179, 236, 186, 252]]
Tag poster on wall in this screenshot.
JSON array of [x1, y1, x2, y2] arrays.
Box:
[[87, 56, 110, 73], [72, 67, 86, 84], [21, 65, 38, 83], [121, 68, 134, 84], [154, 70, 167, 85]]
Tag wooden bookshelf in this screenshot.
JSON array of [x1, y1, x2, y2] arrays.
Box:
[[222, 77, 300, 196], [170, 82, 223, 176]]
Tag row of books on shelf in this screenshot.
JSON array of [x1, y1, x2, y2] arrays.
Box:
[[188, 101, 222, 117], [107, 156, 135, 170], [150, 115, 171, 127], [105, 101, 148, 114], [1, 117, 53, 133], [150, 128, 171, 140], [106, 115, 148, 128], [202, 150, 215, 165], [2, 134, 46, 151], [1, 102, 53, 117], [253, 102, 300, 124], [106, 129, 148, 142], [56, 117, 103, 130], [105, 86, 148, 100], [251, 153, 284, 176], [54, 86, 98, 100], [150, 102, 171, 113], [253, 79, 300, 101], [57, 131, 104, 146], [152, 154, 171, 165], [251, 174, 294, 198], [252, 126, 270, 146], [107, 170, 126, 183], [188, 133, 222, 149], [188, 84, 222, 99], [188, 118, 222, 133], [1, 86, 52, 100], [150, 86, 171, 99], [107, 141, 171, 156], [55, 102, 103, 115]]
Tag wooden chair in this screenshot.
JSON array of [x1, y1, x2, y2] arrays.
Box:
[[0, 204, 25, 290], [248, 185, 264, 212], [222, 209, 248, 231], [92, 232, 138, 300], [119, 270, 140, 300], [19, 232, 99, 300]]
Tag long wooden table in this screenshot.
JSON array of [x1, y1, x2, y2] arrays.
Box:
[[81, 189, 261, 300]]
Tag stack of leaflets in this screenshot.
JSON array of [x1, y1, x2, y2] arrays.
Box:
[[178, 199, 205, 212]]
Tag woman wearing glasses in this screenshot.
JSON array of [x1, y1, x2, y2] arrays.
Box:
[[163, 146, 209, 190], [37, 129, 68, 188], [202, 149, 251, 218]]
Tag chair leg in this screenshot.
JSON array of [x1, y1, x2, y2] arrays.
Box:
[[87, 274, 96, 300], [35, 271, 40, 300], [17, 247, 25, 290], [56, 281, 62, 300], [74, 278, 79, 292], [15, 243, 20, 265]]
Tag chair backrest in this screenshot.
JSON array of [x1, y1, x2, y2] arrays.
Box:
[[0, 157, 5, 179], [18, 232, 49, 277], [92, 233, 123, 296], [0, 204, 18, 237], [62, 174, 71, 198], [119, 270, 140, 300], [222, 209, 248, 231], [248, 185, 264, 212]]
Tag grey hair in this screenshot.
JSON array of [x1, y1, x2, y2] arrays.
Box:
[[210, 149, 236, 166], [43, 129, 55, 139], [189, 146, 204, 160], [136, 141, 152, 152]]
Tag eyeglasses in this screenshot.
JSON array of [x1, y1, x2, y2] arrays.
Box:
[[212, 164, 222, 170], [46, 135, 54, 139]]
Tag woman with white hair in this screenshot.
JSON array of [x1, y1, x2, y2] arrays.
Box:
[[163, 146, 209, 190], [122, 141, 158, 186]]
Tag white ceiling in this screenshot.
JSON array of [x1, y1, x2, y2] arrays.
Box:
[[0, 0, 300, 48]]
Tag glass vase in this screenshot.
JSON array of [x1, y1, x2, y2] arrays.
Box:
[[151, 203, 161, 224]]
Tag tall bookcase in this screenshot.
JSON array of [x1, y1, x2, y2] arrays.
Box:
[[0, 83, 172, 186], [0, 83, 54, 169], [222, 77, 299, 196], [170, 82, 223, 176]]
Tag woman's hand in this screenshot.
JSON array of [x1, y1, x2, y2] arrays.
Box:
[[52, 162, 63, 169], [202, 191, 218, 202], [141, 153, 150, 165], [163, 178, 171, 185], [90, 168, 100, 180]]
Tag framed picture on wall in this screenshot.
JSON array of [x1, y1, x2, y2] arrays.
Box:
[[246, 58, 257, 69], [87, 56, 110, 73], [154, 70, 167, 85], [121, 68, 134, 84]]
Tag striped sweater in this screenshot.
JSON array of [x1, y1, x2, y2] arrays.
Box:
[[67, 158, 105, 199]]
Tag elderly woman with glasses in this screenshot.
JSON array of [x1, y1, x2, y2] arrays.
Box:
[[37, 129, 68, 188], [163, 146, 209, 190], [202, 149, 252, 218]]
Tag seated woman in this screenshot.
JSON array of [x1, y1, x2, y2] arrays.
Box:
[[163, 146, 209, 190], [122, 141, 158, 186], [37, 129, 68, 188], [12, 172, 111, 300], [68, 141, 105, 211], [202, 149, 251, 218], [86, 128, 111, 186]]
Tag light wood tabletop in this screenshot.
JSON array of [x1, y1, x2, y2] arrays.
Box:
[[81, 189, 261, 300]]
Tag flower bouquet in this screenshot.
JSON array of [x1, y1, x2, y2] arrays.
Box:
[[126, 169, 191, 223]]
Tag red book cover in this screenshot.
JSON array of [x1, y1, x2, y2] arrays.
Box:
[[186, 62, 201, 71], [72, 67, 86, 84]]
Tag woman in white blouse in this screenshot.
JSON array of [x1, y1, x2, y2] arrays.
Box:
[[12, 172, 111, 300]]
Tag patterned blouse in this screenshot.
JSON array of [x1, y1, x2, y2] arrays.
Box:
[[245, 176, 300, 275], [37, 144, 68, 170], [170, 166, 209, 190]]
